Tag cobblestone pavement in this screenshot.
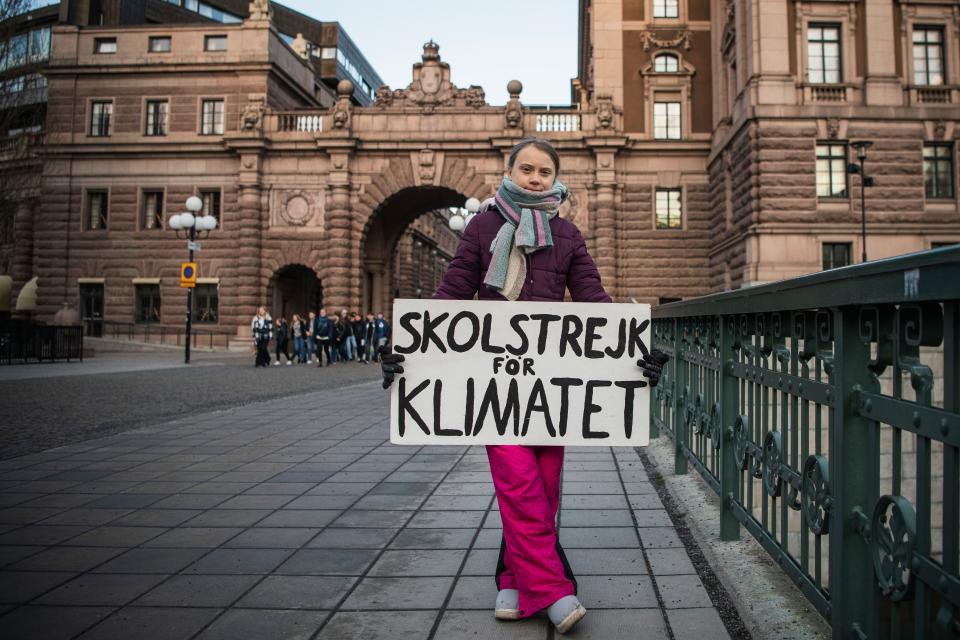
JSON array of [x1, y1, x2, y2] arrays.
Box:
[[0, 380, 733, 639], [0, 354, 381, 460]]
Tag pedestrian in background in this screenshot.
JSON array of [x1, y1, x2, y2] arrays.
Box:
[[316, 308, 334, 366], [251, 306, 273, 368], [274, 317, 292, 365], [305, 311, 316, 364], [291, 313, 306, 363]]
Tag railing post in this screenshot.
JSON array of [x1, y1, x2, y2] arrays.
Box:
[[674, 317, 688, 475], [718, 314, 740, 541], [829, 305, 879, 639]]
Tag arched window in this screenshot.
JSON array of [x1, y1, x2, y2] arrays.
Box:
[[654, 54, 679, 73]]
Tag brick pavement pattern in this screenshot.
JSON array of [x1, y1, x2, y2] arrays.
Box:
[[0, 381, 730, 639]]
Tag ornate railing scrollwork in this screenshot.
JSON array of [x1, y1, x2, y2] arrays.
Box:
[[801, 455, 831, 535], [762, 431, 783, 497], [870, 494, 917, 602], [733, 414, 750, 470], [709, 401, 722, 451]]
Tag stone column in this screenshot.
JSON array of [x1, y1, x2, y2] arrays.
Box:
[[863, 0, 902, 106], [11, 198, 35, 291], [234, 182, 262, 337], [324, 183, 352, 310], [752, 0, 794, 105], [593, 182, 617, 299]]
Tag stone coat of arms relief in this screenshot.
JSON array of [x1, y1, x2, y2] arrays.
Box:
[[270, 189, 325, 229], [375, 40, 486, 112]]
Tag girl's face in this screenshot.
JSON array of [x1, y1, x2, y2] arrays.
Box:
[[506, 145, 556, 192]]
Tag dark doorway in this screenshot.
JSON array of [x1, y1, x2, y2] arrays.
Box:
[[271, 265, 322, 320], [79, 283, 104, 336]]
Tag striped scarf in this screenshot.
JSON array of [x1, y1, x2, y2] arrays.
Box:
[[483, 177, 567, 300]]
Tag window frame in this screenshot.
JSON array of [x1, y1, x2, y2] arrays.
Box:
[[822, 242, 852, 270], [89, 100, 113, 137], [198, 188, 222, 225], [140, 189, 166, 231], [654, 53, 679, 73], [144, 98, 169, 136], [923, 142, 955, 200], [93, 37, 117, 54], [807, 23, 843, 85], [134, 284, 162, 324], [84, 189, 109, 231], [815, 141, 849, 199], [912, 25, 945, 86], [653, 100, 681, 140], [652, 0, 679, 19], [199, 98, 225, 135], [203, 34, 228, 52], [193, 283, 219, 324], [148, 36, 172, 53], [654, 187, 683, 230]]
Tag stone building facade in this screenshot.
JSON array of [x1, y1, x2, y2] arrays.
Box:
[[4, 0, 960, 342]]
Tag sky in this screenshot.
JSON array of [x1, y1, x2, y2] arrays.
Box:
[[282, 0, 580, 106]]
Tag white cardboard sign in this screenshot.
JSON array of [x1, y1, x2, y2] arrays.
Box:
[[388, 299, 652, 447]]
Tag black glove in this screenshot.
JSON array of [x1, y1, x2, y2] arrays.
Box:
[[637, 349, 669, 387], [378, 343, 405, 389]]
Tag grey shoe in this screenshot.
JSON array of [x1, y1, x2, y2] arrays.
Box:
[[547, 595, 586, 634], [494, 588, 519, 620]]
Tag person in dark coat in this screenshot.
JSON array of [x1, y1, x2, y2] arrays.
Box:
[[251, 306, 273, 368], [379, 138, 669, 634], [274, 317, 292, 365]]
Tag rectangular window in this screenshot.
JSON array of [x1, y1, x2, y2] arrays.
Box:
[[86, 190, 108, 230], [90, 100, 112, 136], [94, 37, 117, 54], [653, 0, 679, 19], [655, 188, 682, 229], [200, 99, 224, 134], [816, 142, 848, 198], [913, 27, 945, 86], [193, 284, 219, 323], [808, 24, 842, 84], [145, 100, 168, 136], [319, 47, 336, 59], [29, 27, 51, 63], [135, 284, 161, 323], [200, 189, 221, 222], [822, 242, 851, 270], [653, 101, 681, 140], [148, 36, 171, 53], [142, 190, 164, 230], [204, 35, 227, 52], [924, 144, 955, 199]]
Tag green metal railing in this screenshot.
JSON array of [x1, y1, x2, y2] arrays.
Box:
[[650, 245, 960, 639]]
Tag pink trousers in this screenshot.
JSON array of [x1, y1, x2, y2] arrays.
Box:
[[486, 444, 576, 617]]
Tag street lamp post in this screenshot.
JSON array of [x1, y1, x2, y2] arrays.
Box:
[[448, 197, 481, 232], [169, 196, 217, 364], [848, 141, 874, 263]]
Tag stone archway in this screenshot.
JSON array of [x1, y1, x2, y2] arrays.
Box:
[[354, 155, 489, 315], [269, 264, 322, 321]]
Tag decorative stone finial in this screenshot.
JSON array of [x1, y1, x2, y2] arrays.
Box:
[[337, 79, 354, 98], [507, 80, 523, 98], [247, 0, 272, 21], [422, 40, 440, 61], [291, 33, 309, 60]]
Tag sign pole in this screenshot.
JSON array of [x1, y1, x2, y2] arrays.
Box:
[[185, 226, 194, 364]]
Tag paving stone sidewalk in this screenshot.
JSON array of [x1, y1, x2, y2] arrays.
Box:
[[0, 380, 731, 640]]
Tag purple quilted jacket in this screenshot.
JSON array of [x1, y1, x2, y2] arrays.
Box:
[[433, 205, 611, 303]]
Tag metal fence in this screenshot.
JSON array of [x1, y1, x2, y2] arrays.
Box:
[[92, 320, 227, 350], [0, 321, 83, 364], [650, 246, 959, 639]]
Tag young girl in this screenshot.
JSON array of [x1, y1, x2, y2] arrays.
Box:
[[381, 137, 666, 634]]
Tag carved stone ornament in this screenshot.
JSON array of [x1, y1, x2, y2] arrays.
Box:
[[240, 94, 266, 133], [278, 191, 317, 226], [247, 0, 271, 21], [641, 29, 693, 52], [934, 119, 946, 140], [596, 94, 615, 129], [373, 41, 487, 111], [330, 81, 353, 130], [291, 33, 309, 60], [419, 149, 436, 184], [827, 118, 840, 140], [505, 79, 523, 129]]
